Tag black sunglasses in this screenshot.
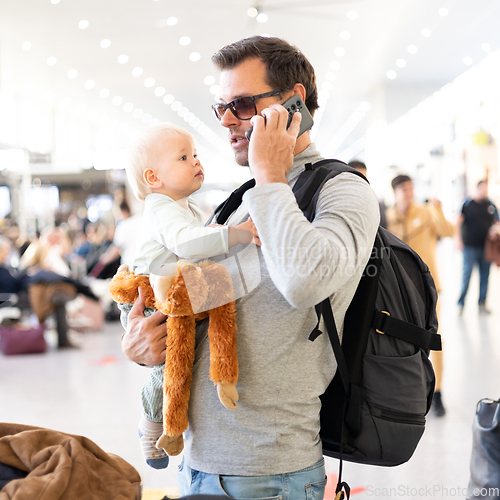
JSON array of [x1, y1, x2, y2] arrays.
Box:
[[212, 90, 283, 121]]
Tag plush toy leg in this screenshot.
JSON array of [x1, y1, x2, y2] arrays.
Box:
[[208, 301, 239, 409], [156, 433, 184, 457], [159, 315, 196, 455], [199, 261, 239, 410]]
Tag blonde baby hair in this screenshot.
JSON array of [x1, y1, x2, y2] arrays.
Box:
[[126, 123, 195, 201]]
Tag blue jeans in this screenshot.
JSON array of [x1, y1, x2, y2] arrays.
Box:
[[458, 246, 491, 306], [177, 457, 327, 499]]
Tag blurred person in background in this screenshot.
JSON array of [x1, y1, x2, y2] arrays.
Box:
[[457, 180, 499, 315], [88, 200, 142, 277], [386, 174, 455, 417], [348, 160, 387, 228], [0, 235, 29, 297], [19, 226, 73, 277]]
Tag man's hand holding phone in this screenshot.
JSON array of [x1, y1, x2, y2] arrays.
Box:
[[248, 104, 302, 186]]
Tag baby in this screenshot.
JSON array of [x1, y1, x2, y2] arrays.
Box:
[[125, 123, 257, 469]]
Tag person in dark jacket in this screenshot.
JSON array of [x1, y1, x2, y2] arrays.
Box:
[[457, 180, 499, 314]]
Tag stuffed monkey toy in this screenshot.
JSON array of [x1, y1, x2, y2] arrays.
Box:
[[109, 259, 238, 456]]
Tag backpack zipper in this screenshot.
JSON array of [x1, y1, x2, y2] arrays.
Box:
[[369, 404, 426, 425]]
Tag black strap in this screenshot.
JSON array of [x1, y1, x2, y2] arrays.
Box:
[[372, 310, 442, 351], [319, 299, 351, 397], [212, 178, 256, 225]]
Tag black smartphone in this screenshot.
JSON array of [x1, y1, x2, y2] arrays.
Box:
[[245, 94, 314, 141]]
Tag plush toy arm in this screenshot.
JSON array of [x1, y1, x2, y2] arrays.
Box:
[[216, 381, 239, 410]]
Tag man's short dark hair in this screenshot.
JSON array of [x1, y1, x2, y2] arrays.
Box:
[[348, 160, 366, 171], [119, 200, 131, 214], [211, 36, 319, 116], [477, 179, 488, 187], [391, 174, 412, 190]]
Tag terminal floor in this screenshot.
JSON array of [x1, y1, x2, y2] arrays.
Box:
[[2, 244, 499, 500]]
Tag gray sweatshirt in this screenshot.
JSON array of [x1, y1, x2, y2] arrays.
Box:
[[184, 144, 380, 475]]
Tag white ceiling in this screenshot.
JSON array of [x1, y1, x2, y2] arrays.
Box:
[[1, 0, 500, 167]]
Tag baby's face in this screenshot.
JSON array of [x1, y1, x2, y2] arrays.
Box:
[[152, 132, 204, 201]]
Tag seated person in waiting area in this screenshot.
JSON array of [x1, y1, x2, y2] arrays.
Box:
[[120, 36, 379, 499], [121, 123, 257, 469]]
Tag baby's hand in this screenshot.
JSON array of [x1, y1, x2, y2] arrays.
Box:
[[235, 218, 261, 246]]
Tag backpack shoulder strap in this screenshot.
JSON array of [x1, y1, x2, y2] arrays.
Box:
[[209, 178, 256, 225], [293, 160, 367, 221]]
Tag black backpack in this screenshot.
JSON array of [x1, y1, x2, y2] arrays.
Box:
[[214, 159, 441, 498]]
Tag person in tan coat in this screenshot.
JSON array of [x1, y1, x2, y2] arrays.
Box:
[[386, 174, 455, 417]]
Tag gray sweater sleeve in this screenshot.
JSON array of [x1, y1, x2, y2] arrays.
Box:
[[242, 172, 380, 308]]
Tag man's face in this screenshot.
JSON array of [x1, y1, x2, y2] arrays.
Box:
[[477, 182, 488, 200], [394, 180, 414, 210], [217, 58, 285, 166]]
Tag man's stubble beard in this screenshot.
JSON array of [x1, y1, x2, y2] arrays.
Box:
[[234, 145, 250, 167]]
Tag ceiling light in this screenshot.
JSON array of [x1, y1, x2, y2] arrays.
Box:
[[247, 7, 258, 17], [144, 77, 155, 87], [189, 52, 201, 62], [133, 108, 144, 118], [118, 54, 129, 64], [329, 60, 340, 70], [421, 28, 431, 37], [189, 117, 201, 128], [85, 79, 95, 89], [340, 31, 351, 41], [407, 45, 418, 54], [50, 0, 60, 4], [256, 13, 268, 23], [347, 10, 358, 20], [204, 75, 216, 86], [22, 42, 31, 51], [463, 56, 473, 66], [132, 67, 143, 77], [209, 84, 220, 95], [438, 8, 448, 17], [163, 94, 175, 104], [47, 57, 57, 66], [325, 72, 336, 81], [171, 101, 182, 111], [178, 107, 189, 117], [67, 69, 78, 79], [396, 58, 406, 68], [100, 39, 111, 49], [123, 103, 134, 113], [334, 47, 345, 57], [167, 16, 178, 26], [154, 86, 166, 97], [322, 81, 333, 91], [112, 96, 123, 106], [99, 88, 110, 98], [179, 36, 191, 46], [386, 70, 397, 80], [482, 43, 491, 52], [78, 20, 89, 29]]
